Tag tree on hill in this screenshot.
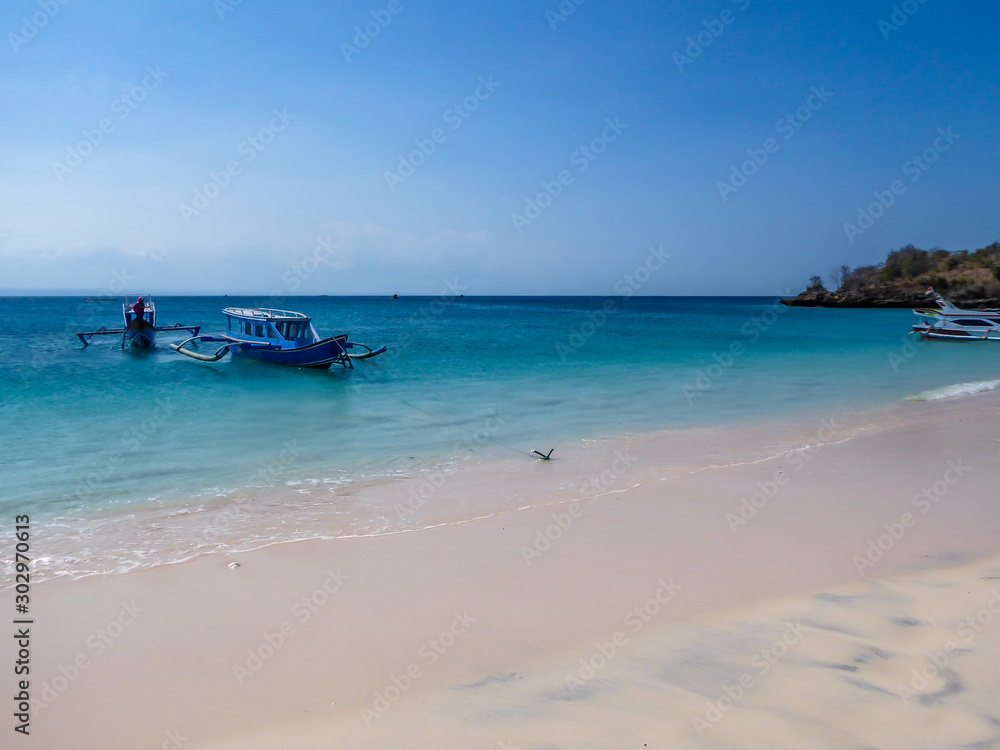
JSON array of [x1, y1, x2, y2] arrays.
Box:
[[841, 265, 880, 290], [829, 264, 851, 289], [789, 242, 1000, 306]]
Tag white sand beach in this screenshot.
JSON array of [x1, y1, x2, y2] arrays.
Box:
[[5, 390, 1000, 749]]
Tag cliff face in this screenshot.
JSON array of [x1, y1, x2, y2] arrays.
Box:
[[781, 287, 939, 308], [782, 243, 1000, 309]]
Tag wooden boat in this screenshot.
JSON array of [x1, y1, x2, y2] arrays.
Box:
[[911, 289, 1000, 341], [170, 307, 386, 369], [77, 295, 201, 349]]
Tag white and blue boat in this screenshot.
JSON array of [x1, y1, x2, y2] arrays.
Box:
[[910, 289, 1000, 341], [170, 306, 386, 369], [77, 295, 201, 349]]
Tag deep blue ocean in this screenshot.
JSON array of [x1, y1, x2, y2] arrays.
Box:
[[2, 294, 999, 576]]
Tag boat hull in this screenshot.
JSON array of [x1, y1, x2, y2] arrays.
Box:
[[125, 318, 156, 349], [911, 294, 1000, 341], [228, 336, 349, 369], [912, 324, 1000, 341]]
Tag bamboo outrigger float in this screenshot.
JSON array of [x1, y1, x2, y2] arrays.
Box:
[[76, 295, 201, 349], [170, 307, 386, 370]]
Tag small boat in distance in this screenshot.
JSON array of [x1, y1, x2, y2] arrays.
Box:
[[77, 295, 201, 349], [911, 289, 1000, 341], [170, 306, 386, 369]]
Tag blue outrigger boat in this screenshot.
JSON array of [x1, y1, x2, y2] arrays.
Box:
[[170, 307, 386, 369], [77, 295, 201, 349]]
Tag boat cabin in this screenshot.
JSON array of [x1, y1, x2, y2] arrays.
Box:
[[124, 294, 156, 327], [222, 307, 321, 347]]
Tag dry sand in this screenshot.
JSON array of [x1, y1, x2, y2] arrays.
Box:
[[3, 391, 999, 749]]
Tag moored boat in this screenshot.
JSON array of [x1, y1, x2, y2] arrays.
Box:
[[77, 295, 201, 349], [910, 289, 1000, 341], [170, 307, 386, 369]]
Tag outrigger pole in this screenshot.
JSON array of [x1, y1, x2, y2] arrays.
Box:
[[169, 335, 235, 362], [76, 323, 201, 347], [170, 334, 386, 367]]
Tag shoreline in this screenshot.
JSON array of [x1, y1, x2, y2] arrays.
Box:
[[5, 388, 1000, 748], [1, 384, 929, 587], [4, 378, 998, 589]]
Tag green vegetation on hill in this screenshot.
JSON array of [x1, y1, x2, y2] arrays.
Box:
[[810, 242, 1000, 302]]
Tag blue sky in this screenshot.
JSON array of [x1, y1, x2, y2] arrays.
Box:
[[1, 0, 997, 294]]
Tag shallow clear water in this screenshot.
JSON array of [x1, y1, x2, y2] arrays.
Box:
[[1, 294, 998, 576]]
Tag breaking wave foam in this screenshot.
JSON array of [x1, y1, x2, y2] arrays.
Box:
[[909, 379, 1000, 401]]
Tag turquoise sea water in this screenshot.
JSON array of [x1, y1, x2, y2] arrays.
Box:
[[2, 295, 999, 575]]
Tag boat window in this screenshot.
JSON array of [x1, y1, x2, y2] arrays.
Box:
[[952, 318, 992, 326], [277, 322, 287, 338], [254, 324, 263, 337], [266, 325, 277, 338], [244, 321, 252, 335], [287, 323, 300, 339]]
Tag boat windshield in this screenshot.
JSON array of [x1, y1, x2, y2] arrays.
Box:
[[951, 318, 994, 327], [277, 321, 305, 339]]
